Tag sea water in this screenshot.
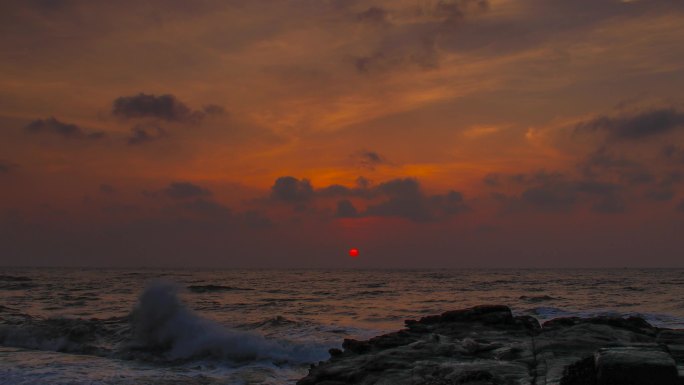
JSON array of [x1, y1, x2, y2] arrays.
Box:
[[1, 268, 684, 384]]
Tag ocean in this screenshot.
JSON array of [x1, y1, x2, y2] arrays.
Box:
[[1, 268, 683, 384]]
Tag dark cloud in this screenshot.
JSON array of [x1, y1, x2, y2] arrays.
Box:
[[678, 200, 684, 212], [493, 171, 628, 214], [239, 210, 273, 229], [113, 93, 223, 123], [582, 147, 635, 172], [202, 104, 226, 116], [644, 189, 675, 202], [575, 108, 684, 141], [267, 176, 465, 221], [354, 1, 489, 74], [335, 199, 358, 218], [433, 0, 489, 26], [99, 184, 116, 194], [620, 171, 655, 186], [317, 184, 354, 197], [520, 183, 577, 211], [578, 147, 654, 186], [365, 178, 467, 221], [511, 170, 564, 185], [163, 182, 212, 200], [356, 150, 387, 170], [438, 0, 683, 57], [356, 6, 388, 24], [430, 190, 468, 215], [270, 176, 314, 203], [365, 178, 432, 221], [355, 34, 439, 74], [484, 170, 564, 186], [662, 172, 684, 187], [127, 124, 167, 145], [24, 117, 105, 140], [180, 198, 231, 218], [482, 173, 500, 186], [317, 184, 376, 199], [0, 160, 18, 174], [592, 195, 626, 214], [356, 176, 370, 189], [663, 145, 684, 164], [576, 181, 620, 195]]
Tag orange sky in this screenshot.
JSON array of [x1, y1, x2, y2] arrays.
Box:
[[1, 0, 684, 267]]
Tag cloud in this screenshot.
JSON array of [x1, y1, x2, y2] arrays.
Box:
[[365, 178, 467, 221], [575, 107, 684, 141], [202, 104, 226, 116], [492, 171, 628, 214], [112, 93, 223, 123], [179, 198, 231, 217], [0, 160, 18, 174], [678, 200, 684, 212], [482, 173, 501, 186], [663, 145, 684, 164], [354, 1, 489, 74], [99, 184, 116, 194], [335, 199, 358, 218], [578, 146, 656, 186], [520, 182, 577, 211], [316, 178, 376, 199], [127, 124, 167, 145], [24, 117, 105, 140], [356, 150, 387, 170], [163, 182, 212, 200], [267, 176, 466, 221], [644, 189, 675, 202], [483, 170, 564, 187], [270, 176, 314, 203], [366, 178, 429, 220], [239, 210, 273, 228], [356, 6, 388, 24], [431, 190, 467, 215]]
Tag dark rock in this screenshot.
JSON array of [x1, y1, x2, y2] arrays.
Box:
[[594, 347, 678, 385], [328, 348, 343, 357], [560, 356, 596, 385], [298, 305, 684, 385]]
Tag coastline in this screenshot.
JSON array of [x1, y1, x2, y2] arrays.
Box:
[[298, 305, 684, 385]]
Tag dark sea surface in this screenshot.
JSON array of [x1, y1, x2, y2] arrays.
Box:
[[1, 268, 684, 384]]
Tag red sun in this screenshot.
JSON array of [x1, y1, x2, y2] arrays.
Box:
[[349, 248, 359, 258]]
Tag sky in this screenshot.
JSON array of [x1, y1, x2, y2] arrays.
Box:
[[1, 0, 684, 268]]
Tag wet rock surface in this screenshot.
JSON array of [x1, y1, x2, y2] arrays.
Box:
[[297, 305, 684, 385]]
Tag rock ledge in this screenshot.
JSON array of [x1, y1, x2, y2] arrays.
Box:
[[298, 305, 684, 385]]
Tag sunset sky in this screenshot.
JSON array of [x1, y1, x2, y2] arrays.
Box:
[[1, 0, 684, 267]]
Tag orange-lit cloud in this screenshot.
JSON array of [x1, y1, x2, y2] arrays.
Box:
[[1, 0, 684, 266]]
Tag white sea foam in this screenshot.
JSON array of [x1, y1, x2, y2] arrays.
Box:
[[129, 280, 327, 363]]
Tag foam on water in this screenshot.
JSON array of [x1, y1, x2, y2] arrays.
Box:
[[128, 280, 327, 363]]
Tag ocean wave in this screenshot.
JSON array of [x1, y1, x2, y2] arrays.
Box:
[[126, 281, 327, 364], [0, 275, 32, 282], [0, 316, 127, 355], [519, 295, 556, 303], [0, 282, 328, 366], [187, 284, 254, 293], [0, 282, 37, 290]]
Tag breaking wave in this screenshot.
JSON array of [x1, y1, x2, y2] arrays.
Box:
[[0, 281, 328, 366], [126, 281, 327, 363]]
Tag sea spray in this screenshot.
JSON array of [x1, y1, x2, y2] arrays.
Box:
[[128, 280, 327, 363]]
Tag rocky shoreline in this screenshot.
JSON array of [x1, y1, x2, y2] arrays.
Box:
[[297, 305, 684, 385]]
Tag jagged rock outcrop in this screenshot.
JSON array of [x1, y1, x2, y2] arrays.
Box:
[[298, 305, 684, 385]]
